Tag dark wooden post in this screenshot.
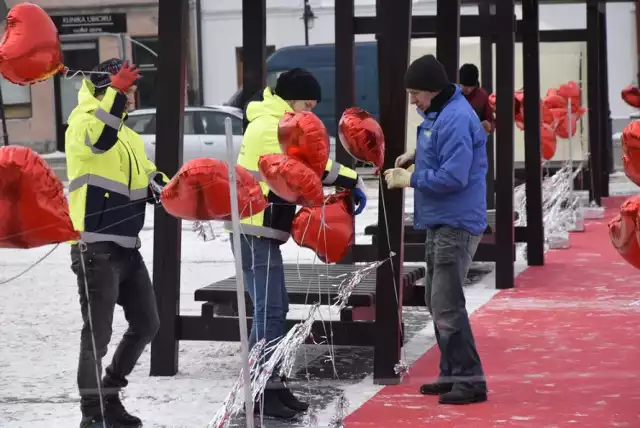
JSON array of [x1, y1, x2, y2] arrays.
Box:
[[150, 0, 189, 376], [436, 0, 461, 82], [494, 0, 516, 289], [479, 3, 495, 211], [335, 0, 357, 264], [598, 4, 611, 197], [335, 0, 356, 168], [374, 0, 411, 385], [586, 0, 603, 205], [241, 0, 267, 132], [521, 0, 544, 267]]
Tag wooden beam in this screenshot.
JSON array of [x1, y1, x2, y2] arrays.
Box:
[[241, 0, 267, 131], [494, 0, 516, 289], [436, 0, 461, 82], [479, 3, 495, 210], [587, 0, 604, 204], [374, 0, 411, 385], [179, 316, 378, 347], [522, 0, 545, 267], [150, 0, 189, 376], [598, 5, 611, 196]]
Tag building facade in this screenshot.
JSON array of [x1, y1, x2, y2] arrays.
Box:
[[1, 0, 201, 153]]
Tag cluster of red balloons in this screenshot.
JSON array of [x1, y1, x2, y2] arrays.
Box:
[[609, 195, 640, 269], [0, 3, 64, 85], [621, 85, 640, 109], [620, 120, 640, 187], [489, 81, 586, 161]]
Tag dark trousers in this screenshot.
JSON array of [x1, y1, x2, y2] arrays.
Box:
[[70, 242, 160, 416], [230, 235, 289, 382], [425, 226, 487, 392]]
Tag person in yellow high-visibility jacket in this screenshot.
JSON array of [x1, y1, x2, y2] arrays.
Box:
[[228, 68, 367, 420], [65, 58, 169, 428]]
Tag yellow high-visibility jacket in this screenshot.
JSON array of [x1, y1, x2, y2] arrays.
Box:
[[225, 87, 359, 243], [65, 79, 168, 248]]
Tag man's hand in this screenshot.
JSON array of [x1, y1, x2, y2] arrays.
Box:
[[384, 168, 413, 189], [110, 62, 141, 93], [351, 176, 367, 215], [481, 120, 493, 133], [395, 150, 416, 168], [149, 181, 164, 205]]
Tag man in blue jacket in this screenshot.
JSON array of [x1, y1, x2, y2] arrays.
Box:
[[384, 54, 488, 405]]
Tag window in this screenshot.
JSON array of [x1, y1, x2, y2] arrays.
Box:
[[132, 37, 159, 109], [126, 114, 155, 134], [1, 77, 31, 119], [125, 112, 196, 135], [198, 111, 243, 136], [266, 70, 286, 88]]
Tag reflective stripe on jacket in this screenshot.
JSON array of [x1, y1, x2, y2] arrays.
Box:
[[225, 87, 358, 242], [65, 79, 169, 248]]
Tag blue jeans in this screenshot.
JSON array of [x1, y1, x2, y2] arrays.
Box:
[[230, 235, 289, 364], [425, 226, 487, 393]]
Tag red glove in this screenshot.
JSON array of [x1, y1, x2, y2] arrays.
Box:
[[109, 62, 141, 93]]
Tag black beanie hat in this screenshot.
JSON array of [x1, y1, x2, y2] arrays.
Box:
[[404, 54, 450, 92], [459, 63, 479, 87], [274, 68, 322, 102], [91, 58, 125, 95]]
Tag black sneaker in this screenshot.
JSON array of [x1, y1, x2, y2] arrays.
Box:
[[438, 389, 487, 405], [79, 416, 111, 428], [419, 382, 453, 395], [105, 395, 142, 427], [276, 387, 309, 412], [255, 390, 298, 420]]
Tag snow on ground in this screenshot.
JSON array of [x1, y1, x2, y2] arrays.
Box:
[[3, 173, 634, 427]]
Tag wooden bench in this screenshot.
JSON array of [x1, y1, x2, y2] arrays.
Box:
[[195, 264, 426, 324]]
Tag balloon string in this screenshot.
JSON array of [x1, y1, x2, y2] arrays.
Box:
[[377, 173, 406, 368], [0, 243, 59, 285], [78, 241, 108, 425]]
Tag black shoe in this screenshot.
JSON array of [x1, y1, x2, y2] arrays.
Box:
[[255, 390, 298, 420], [276, 387, 309, 412], [79, 416, 111, 428], [105, 395, 142, 427], [419, 382, 453, 395], [438, 389, 487, 405]]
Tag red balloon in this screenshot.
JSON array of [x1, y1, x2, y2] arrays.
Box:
[[0, 146, 79, 248], [292, 191, 354, 263], [258, 154, 324, 207], [621, 120, 640, 187], [277, 111, 330, 178], [609, 196, 640, 269], [0, 3, 64, 85], [541, 123, 557, 161], [557, 81, 582, 111], [161, 158, 267, 221], [338, 107, 385, 172], [622, 85, 640, 109], [488, 93, 496, 111]]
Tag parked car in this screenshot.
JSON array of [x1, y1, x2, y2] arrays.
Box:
[[125, 105, 244, 164], [127, 104, 337, 164]]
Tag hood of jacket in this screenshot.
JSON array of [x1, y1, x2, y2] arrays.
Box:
[[246, 87, 293, 123]]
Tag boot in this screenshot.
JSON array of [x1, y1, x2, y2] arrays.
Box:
[[255, 390, 298, 420], [419, 382, 453, 396], [276, 387, 309, 412], [438, 389, 487, 405], [105, 395, 142, 427], [79, 415, 112, 428]]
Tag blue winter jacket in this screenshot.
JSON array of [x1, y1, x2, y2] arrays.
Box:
[[409, 85, 488, 235]]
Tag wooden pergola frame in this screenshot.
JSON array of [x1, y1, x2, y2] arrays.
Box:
[[149, 0, 618, 384]]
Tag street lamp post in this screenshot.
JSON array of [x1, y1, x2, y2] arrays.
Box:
[[302, 0, 316, 46]]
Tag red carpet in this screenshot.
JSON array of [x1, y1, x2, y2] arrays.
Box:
[[346, 198, 640, 427]]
